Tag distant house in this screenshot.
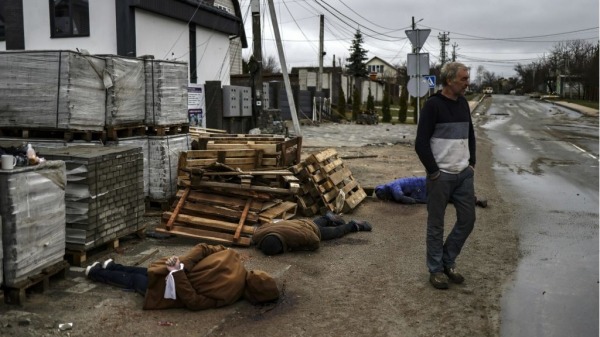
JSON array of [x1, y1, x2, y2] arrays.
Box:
[[0, 0, 247, 85], [365, 56, 398, 83]]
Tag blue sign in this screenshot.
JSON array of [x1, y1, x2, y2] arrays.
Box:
[[424, 75, 436, 88]]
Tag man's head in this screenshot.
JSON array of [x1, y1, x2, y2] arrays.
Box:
[[440, 62, 470, 98], [259, 234, 284, 255]]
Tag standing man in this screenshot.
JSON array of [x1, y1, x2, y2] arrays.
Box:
[[415, 62, 476, 289]]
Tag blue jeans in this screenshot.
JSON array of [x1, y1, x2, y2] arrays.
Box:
[[425, 167, 476, 273], [88, 263, 148, 295]]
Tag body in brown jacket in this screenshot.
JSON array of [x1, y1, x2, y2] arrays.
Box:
[[252, 213, 373, 255], [86, 243, 279, 310]]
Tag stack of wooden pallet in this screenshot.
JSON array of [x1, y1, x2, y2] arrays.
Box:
[[191, 133, 302, 169], [291, 148, 367, 216], [155, 154, 300, 246]]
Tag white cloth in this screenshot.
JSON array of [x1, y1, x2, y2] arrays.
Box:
[[164, 263, 184, 300]]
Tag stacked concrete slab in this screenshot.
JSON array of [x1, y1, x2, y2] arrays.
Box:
[[38, 146, 144, 250], [0, 50, 106, 131], [105, 56, 146, 126], [144, 59, 189, 126], [0, 161, 67, 287], [115, 134, 191, 201]]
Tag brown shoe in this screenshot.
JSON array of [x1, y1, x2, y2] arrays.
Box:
[[429, 272, 449, 289], [444, 267, 465, 284]]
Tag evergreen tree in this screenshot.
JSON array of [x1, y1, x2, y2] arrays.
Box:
[[337, 87, 346, 120], [367, 88, 375, 112], [382, 86, 391, 123], [346, 29, 369, 112], [399, 83, 408, 123], [346, 29, 369, 79], [352, 87, 361, 121]]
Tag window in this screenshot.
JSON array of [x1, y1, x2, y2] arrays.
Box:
[[0, 0, 5, 41], [49, 0, 89, 38]]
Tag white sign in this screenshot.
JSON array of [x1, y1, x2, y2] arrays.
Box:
[[405, 29, 431, 51], [188, 84, 205, 128], [407, 53, 430, 76], [407, 77, 430, 98]]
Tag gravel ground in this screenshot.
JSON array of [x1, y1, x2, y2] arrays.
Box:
[[0, 101, 519, 337]]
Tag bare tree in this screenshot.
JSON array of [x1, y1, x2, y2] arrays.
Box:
[[262, 55, 280, 74]]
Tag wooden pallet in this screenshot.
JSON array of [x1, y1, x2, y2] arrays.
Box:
[[193, 135, 302, 168], [65, 228, 146, 266], [146, 124, 190, 136], [157, 177, 298, 246], [3, 260, 70, 305], [105, 124, 146, 141], [291, 148, 366, 216], [179, 149, 264, 175], [0, 127, 106, 142]]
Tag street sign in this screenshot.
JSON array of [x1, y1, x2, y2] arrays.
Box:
[[424, 75, 436, 88], [405, 29, 431, 51], [407, 77, 430, 98], [407, 53, 429, 76]]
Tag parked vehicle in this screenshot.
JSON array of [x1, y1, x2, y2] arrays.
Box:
[[483, 87, 493, 96]]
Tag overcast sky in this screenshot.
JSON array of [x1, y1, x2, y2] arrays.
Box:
[[240, 0, 599, 78]]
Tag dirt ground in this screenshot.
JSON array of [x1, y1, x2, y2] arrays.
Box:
[[0, 102, 520, 337]]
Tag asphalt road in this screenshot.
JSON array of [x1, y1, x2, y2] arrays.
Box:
[[476, 95, 599, 337]]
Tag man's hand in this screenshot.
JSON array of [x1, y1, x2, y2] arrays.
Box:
[[166, 256, 181, 272]]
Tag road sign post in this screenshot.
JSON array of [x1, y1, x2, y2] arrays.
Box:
[[405, 27, 431, 121]]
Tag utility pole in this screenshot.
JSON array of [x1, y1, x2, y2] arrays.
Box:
[[267, 0, 301, 136], [250, 0, 263, 127], [316, 14, 324, 122], [317, 14, 324, 93], [438, 32, 450, 66], [451, 42, 458, 62]]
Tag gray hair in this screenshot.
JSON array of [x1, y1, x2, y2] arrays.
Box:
[[440, 62, 468, 87]]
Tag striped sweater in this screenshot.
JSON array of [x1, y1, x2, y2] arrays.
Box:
[[415, 92, 476, 175]]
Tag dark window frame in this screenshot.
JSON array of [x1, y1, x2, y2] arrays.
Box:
[[0, 0, 5, 42], [49, 0, 90, 38]]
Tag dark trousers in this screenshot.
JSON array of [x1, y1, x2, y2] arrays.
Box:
[[313, 216, 356, 240], [88, 263, 149, 295], [426, 167, 476, 273]]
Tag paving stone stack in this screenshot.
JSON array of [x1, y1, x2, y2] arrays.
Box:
[[37, 146, 144, 251], [0, 161, 67, 287], [104, 56, 146, 127], [144, 58, 189, 126], [116, 134, 191, 201], [0, 50, 106, 131]]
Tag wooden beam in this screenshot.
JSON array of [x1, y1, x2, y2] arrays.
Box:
[[234, 198, 252, 241], [161, 212, 255, 235], [166, 187, 190, 230]]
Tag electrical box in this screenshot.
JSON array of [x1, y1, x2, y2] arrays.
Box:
[[222, 85, 240, 117], [240, 86, 252, 116], [262, 82, 270, 109]]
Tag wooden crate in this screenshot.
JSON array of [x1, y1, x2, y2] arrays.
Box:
[[291, 148, 367, 216], [192, 134, 302, 168]]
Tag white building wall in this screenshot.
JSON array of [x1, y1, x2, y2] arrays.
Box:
[[135, 9, 188, 62], [194, 25, 231, 85], [21, 0, 117, 53]]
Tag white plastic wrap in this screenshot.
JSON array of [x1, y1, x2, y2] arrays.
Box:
[[115, 134, 190, 201], [144, 59, 189, 126], [105, 56, 146, 126], [0, 161, 67, 287], [0, 50, 106, 131]]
